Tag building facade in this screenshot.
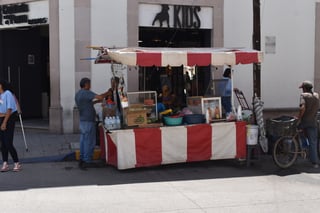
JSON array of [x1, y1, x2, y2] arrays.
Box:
[[0, 0, 319, 133]]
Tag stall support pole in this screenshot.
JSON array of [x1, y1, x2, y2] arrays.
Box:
[[253, 0, 261, 97]]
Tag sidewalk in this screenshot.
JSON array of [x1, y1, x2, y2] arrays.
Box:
[[8, 127, 80, 163]]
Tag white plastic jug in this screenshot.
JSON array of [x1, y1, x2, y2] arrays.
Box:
[[246, 125, 259, 145]]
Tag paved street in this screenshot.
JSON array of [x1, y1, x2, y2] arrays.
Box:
[[0, 127, 320, 213]]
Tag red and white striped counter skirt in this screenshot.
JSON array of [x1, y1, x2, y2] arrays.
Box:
[[101, 122, 246, 170]]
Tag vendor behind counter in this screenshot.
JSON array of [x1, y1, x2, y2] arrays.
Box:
[[158, 84, 176, 111]]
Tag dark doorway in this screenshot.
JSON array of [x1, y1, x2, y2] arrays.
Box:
[[138, 27, 212, 108], [0, 25, 50, 118]]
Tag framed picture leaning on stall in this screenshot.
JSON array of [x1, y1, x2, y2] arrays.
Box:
[[201, 97, 222, 121]]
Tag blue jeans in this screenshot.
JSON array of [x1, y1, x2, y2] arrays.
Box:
[[79, 121, 96, 162], [304, 127, 319, 164]]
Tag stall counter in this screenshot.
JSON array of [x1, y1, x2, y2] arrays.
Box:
[[100, 121, 247, 170]]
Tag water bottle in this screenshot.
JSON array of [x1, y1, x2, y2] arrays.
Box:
[[104, 117, 109, 129], [111, 116, 116, 130], [116, 116, 121, 129]]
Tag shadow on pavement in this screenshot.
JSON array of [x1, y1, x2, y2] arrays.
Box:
[[1, 154, 319, 191]]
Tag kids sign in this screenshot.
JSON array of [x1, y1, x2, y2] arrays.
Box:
[[0, 1, 48, 29], [139, 4, 213, 29]]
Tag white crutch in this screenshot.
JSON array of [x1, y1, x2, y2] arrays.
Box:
[[15, 96, 29, 152]]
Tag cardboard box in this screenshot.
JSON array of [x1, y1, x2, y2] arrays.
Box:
[[126, 110, 148, 126]]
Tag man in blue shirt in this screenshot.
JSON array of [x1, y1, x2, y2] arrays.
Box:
[[75, 78, 112, 170]]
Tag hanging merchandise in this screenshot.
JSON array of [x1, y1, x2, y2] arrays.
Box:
[[119, 74, 128, 108], [237, 105, 243, 121], [253, 94, 268, 153]]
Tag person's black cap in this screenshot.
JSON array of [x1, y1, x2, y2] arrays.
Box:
[[80, 78, 90, 88]]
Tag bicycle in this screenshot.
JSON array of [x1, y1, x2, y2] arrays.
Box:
[[269, 117, 319, 169]]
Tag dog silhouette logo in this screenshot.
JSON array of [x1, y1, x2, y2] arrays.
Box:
[[152, 4, 170, 28]]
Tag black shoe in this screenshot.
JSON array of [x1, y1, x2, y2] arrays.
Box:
[[78, 160, 87, 170], [82, 161, 105, 168]]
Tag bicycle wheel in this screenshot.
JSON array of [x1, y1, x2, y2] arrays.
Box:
[[272, 136, 299, 169]]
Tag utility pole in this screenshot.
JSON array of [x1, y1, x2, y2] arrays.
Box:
[[253, 0, 261, 97]]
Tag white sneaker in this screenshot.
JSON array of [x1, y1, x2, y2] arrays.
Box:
[[13, 162, 22, 172], [1, 162, 9, 172]]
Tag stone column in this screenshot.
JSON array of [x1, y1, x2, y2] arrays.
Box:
[[73, 0, 92, 133], [315, 3, 320, 92], [49, 0, 63, 133]]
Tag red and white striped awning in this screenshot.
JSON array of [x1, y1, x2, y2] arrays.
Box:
[[94, 47, 263, 67]]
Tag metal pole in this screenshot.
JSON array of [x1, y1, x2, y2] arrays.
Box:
[[253, 0, 261, 97], [18, 114, 29, 152], [15, 97, 29, 152]]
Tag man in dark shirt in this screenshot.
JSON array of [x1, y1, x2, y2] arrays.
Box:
[[75, 78, 111, 169], [297, 80, 319, 168]]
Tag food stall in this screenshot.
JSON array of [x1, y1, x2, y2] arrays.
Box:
[[91, 47, 263, 170]]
